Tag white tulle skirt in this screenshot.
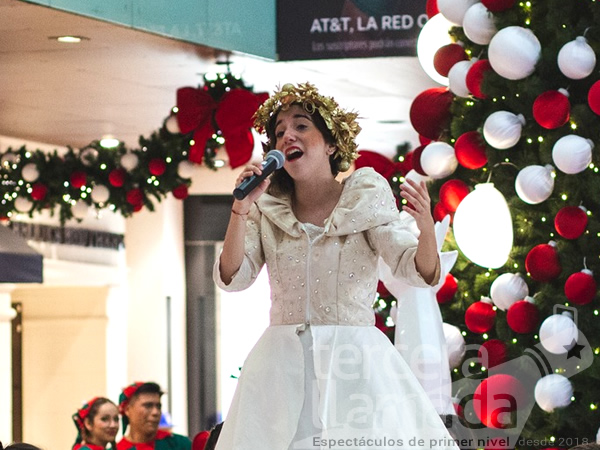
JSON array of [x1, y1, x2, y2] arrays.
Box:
[[215, 324, 459, 450]]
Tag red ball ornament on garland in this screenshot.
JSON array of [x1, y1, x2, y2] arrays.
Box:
[[466, 59, 493, 99], [70, 170, 87, 189], [478, 339, 507, 368], [419, 135, 433, 146], [109, 169, 126, 187], [126, 188, 144, 207], [525, 241, 561, 282], [439, 179, 470, 212], [132, 203, 144, 212], [377, 280, 391, 298], [409, 88, 454, 141], [433, 43, 468, 78], [436, 273, 458, 304], [532, 89, 570, 129], [455, 131, 488, 169], [564, 269, 597, 305], [473, 374, 525, 428], [588, 80, 600, 115], [426, 0, 439, 18], [433, 201, 452, 223], [172, 184, 189, 200], [465, 297, 496, 334], [148, 158, 167, 176], [31, 183, 48, 201], [481, 0, 515, 12], [555, 205, 588, 239], [507, 296, 539, 333], [410, 145, 428, 176]]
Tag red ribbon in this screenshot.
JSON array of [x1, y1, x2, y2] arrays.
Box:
[[176, 87, 268, 168]]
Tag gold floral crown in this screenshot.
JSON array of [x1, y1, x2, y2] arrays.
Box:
[[253, 82, 362, 172]]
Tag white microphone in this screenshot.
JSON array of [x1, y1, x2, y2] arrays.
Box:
[[232, 150, 285, 200]]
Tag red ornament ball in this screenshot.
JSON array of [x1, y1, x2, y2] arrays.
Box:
[[436, 273, 458, 304], [31, 183, 48, 201], [109, 169, 126, 187], [409, 88, 453, 141], [148, 158, 167, 176], [433, 43, 468, 78], [172, 184, 189, 200], [564, 270, 597, 305], [132, 203, 144, 212], [70, 170, 87, 189], [465, 299, 496, 334], [473, 374, 525, 428], [555, 206, 588, 239], [588, 80, 600, 115], [426, 0, 439, 18], [507, 299, 540, 333], [481, 0, 515, 12], [532, 90, 570, 129], [466, 59, 493, 100], [126, 188, 144, 207], [377, 280, 391, 298], [455, 131, 488, 169], [419, 135, 433, 146], [525, 242, 561, 282], [410, 145, 428, 176], [439, 179, 470, 212], [478, 339, 507, 368], [433, 201, 452, 223]]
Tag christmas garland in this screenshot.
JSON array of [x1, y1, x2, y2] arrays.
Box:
[[0, 72, 264, 224]]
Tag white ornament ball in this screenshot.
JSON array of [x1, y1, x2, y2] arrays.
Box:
[[14, 197, 33, 213], [1, 152, 18, 167], [483, 111, 525, 149], [437, 0, 478, 25], [515, 164, 555, 204], [420, 142, 458, 179], [21, 163, 40, 182], [552, 135, 593, 174], [534, 374, 573, 412], [558, 36, 597, 80], [91, 184, 110, 203], [463, 3, 497, 45], [120, 152, 139, 171], [177, 160, 196, 179], [72, 200, 89, 220], [490, 273, 529, 311], [404, 169, 431, 184], [539, 313, 578, 354], [165, 114, 180, 134], [80, 148, 99, 166], [448, 59, 473, 98], [488, 26, 541, 80], [443, 322, 466, 369]]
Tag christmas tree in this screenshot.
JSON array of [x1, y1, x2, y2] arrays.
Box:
[[366, 0, 600, 448]]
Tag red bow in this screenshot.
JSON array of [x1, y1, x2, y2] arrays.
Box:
[[355, 150, 413, 178], [176, 87, 269, 169]]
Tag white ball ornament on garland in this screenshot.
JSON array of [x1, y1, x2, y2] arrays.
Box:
[[552, 135, 594, 175], [558, 36, 597, 80], [120, 152, 139, 171], [437, 0, 478, 25], [443, 322, 466, 369], [165, 113, 181, 134], [490, 272, 529, 311], [462, 3, 497, 45], [91, 184, 110, 203], [72, 200, 89, 220], [539, 312, 578, 354], [177, 160, 196, 179], [483, 111, 525, 149], [80, 148, 99, 167], [1, 152, 18, 167], [420, 141, 458, 179], [488, 26, 541, 80], [14, 197, 33, 213], [515, 164, 555, 204], [21, 163, 40, 182], [448, 59, 474, 98], [534, 374, 573, 413]]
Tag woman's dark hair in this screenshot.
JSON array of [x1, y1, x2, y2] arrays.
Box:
[[265, 103, 340, 196], [1, 443, 43, 450]]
